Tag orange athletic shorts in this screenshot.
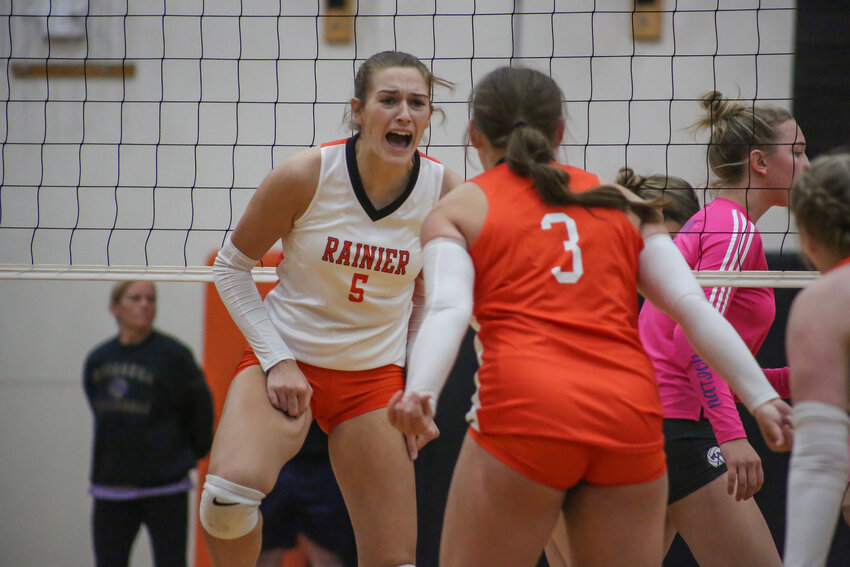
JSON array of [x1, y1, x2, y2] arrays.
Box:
[[469, 427, 666, 490], [234, 349, 404, 434]]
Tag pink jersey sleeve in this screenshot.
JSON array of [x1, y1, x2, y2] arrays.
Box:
[[673, 326, 746, 443], [641, 198, 776, 443], [731, 366, 789, 403], [762, 367, 790, 398]]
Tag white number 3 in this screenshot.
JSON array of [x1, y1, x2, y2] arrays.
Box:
[[541, 212, 583, 283]]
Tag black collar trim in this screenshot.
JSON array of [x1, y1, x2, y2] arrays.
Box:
[[345, 134, 421, 222]]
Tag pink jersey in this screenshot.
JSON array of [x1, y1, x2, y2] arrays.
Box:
[[639, 197, 781, 444]]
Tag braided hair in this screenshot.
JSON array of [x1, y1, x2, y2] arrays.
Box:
[[791, 151, 850, 259]]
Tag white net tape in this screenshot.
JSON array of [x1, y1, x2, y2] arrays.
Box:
[[0, 264, 818, 288]]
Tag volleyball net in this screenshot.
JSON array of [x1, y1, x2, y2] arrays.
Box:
[[0, 1, 816, 286]]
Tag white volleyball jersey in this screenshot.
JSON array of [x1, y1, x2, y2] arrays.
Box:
[[264, 136, 445, 370]]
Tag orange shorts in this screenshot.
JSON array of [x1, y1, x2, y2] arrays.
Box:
[[235, 349, 404, 434], [469, 427, 666, 490]]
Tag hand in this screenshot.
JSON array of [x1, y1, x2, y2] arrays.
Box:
[[752, 398, 794, 452], [842, 483, 850, 527], [388, 390, 440, 460], [719, 438, 763, 501], [404, 427, 440, 462], [266, 359, 312, 418]]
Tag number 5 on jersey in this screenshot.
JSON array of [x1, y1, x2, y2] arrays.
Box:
[[541, 212, 583, 283], [349, 273, 369, 302]]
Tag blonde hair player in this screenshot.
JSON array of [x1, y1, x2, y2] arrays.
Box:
[[638, 91, 808, 566]]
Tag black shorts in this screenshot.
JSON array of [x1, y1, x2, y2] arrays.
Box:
[[259, 458, 356, 565], [663, 417, 728, 504]]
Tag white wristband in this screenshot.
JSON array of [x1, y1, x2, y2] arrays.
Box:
[[212, 238, 294, 371]]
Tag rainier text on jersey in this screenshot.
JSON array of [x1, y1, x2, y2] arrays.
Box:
[[321, 236, 410, 275]]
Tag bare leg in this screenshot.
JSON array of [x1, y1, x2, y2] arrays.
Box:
[[255, 548, 285, 567], [256, 535, 346, 567], [329, 408, 417, 567], [544, 512, 571, 567], [561, 475, 667, 567], [663, 513, 678, 554], [668, 474, 781, 567], [202, 365, 312, 567], [440, 434, 564, 567], [301, 534, 348, 567]]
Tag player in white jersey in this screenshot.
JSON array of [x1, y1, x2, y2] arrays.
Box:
[[199, 51, 462, 567], [267, 134, 446, 370]]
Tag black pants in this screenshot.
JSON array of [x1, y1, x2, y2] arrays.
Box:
[[92, 491, 188, 567]]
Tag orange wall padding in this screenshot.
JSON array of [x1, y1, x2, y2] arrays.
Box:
[[193, 251, 304, 567]]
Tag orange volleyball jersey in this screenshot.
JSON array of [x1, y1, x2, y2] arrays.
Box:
[[466, 163, 662, 451]]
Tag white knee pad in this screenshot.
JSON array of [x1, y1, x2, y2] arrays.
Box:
[[199, 474, 265, 540]]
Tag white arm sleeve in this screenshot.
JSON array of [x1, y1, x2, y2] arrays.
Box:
[[405, 237, 475, 414], [405, 276, 426, 364], [637, 233, 778, 412], [212, 238, 294, 371], [785, 401, 850, 567]]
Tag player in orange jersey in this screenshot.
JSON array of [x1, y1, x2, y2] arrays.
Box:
[[388, 65, 792, 567]]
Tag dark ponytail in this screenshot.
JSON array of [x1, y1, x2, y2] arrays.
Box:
[[471, 66, 660, 222], [616, 166, 699, 227]]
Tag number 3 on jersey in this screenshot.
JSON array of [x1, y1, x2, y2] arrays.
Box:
[[349, 273, 369, 302], [541, 212, 583, 283]]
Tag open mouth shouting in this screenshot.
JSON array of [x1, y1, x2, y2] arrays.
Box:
[[386, 130, 413, 151]]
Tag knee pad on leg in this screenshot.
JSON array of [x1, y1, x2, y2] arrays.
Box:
[[199, 474, 264, 540]]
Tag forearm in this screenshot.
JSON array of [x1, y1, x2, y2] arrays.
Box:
[[212, 237, 293, 371], [406, 276, 426, 363], [785, 401, 850, 567], [404, 238, 474, 414]]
